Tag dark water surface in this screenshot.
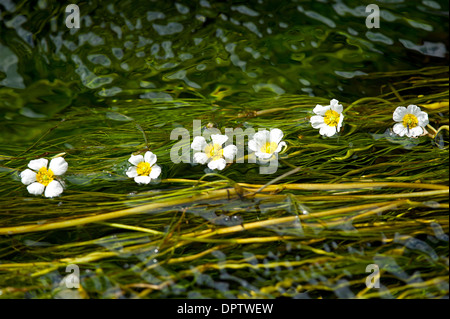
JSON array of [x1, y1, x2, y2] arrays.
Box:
[[0, 0, 448, 299], [1, 0, 448, 133]]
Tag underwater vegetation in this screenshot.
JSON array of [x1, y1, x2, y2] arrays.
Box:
[[0, 0, 448, 299]]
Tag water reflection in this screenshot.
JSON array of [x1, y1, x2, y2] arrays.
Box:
[[1, 0, 447, 110], [0, 0, 448, 299]]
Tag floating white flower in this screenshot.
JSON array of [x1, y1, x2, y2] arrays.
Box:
[[248, 128, 287, 160], [310, 99, 344, 137], [191, 134, 237, 170], [20, 157, 68, 198], [126, 151, 161, 184], [392, 105, 429, 138]]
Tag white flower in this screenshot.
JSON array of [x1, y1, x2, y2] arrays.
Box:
[[20, 157, 68, 198], [310, 99, 344, 137], [191, 134, 237, 170], [126, 151, 161, 184], [392, 105, 429, 138], [248, 128, 287, 160]]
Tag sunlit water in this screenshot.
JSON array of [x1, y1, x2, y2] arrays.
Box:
[[0, 0, 448, 299]]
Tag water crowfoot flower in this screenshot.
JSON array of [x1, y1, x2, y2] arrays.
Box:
[[126, 151, 161, 184], [191, 134, 237, 170], [20, 157, 68, 198], [310, 99, 344, 137], [392, 105, 429, 138], [248, 128, 287, 161]]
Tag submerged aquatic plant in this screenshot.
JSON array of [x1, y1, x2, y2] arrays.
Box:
[[248, 128, 287, 160], [20, 157, 68, 198], [0, 3, 447, 297], [191, 134, 237, 170], [310, 99, 344, 137], [126, 151, 161, 184], [392, 105, 429, 138]]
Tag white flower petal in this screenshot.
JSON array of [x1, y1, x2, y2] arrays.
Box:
[[193, 152, 208, 164], [275, 141, 287, 153], [393, 123, 407, 136], [191, 136, 207, 151], [44, 180, 63, 198], [20, 169, 36, 185], [407, 126, 423, 138], [49, 157, 68, 176], [310, 115, 325, 129], [406, 104, 421, 116], [28, 158, 48, 171], [208, 158, 226, 170], [27, 182, 45, 195], [129, 154, 144, 166], [253, 130, 270, 146], [337, 113, 344, 132], [222, 145, 237, 160], [248, 139, 258, 152], [319, 125, 337, 137], [417, 111, 429, 127], [134, 175, 151, 184], [312, 104, 330, 116], [393, 106, 407, 122], [211, 134, 228, 146], [144, 151, 157, 166], [330, 99, 343, 113], [149, 164, 161, 179], [269, 129, 284, 145], [255, 151, 273, 160], [126, 166, 138, 178]]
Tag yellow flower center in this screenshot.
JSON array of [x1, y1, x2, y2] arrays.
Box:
[[324, 109, 340, 127], [36, 167, 54, 186], [260, 141, 278, 154], [204, 143, 223, 161], [402, 114, 418, 129], [136, 162, 152, 176]]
